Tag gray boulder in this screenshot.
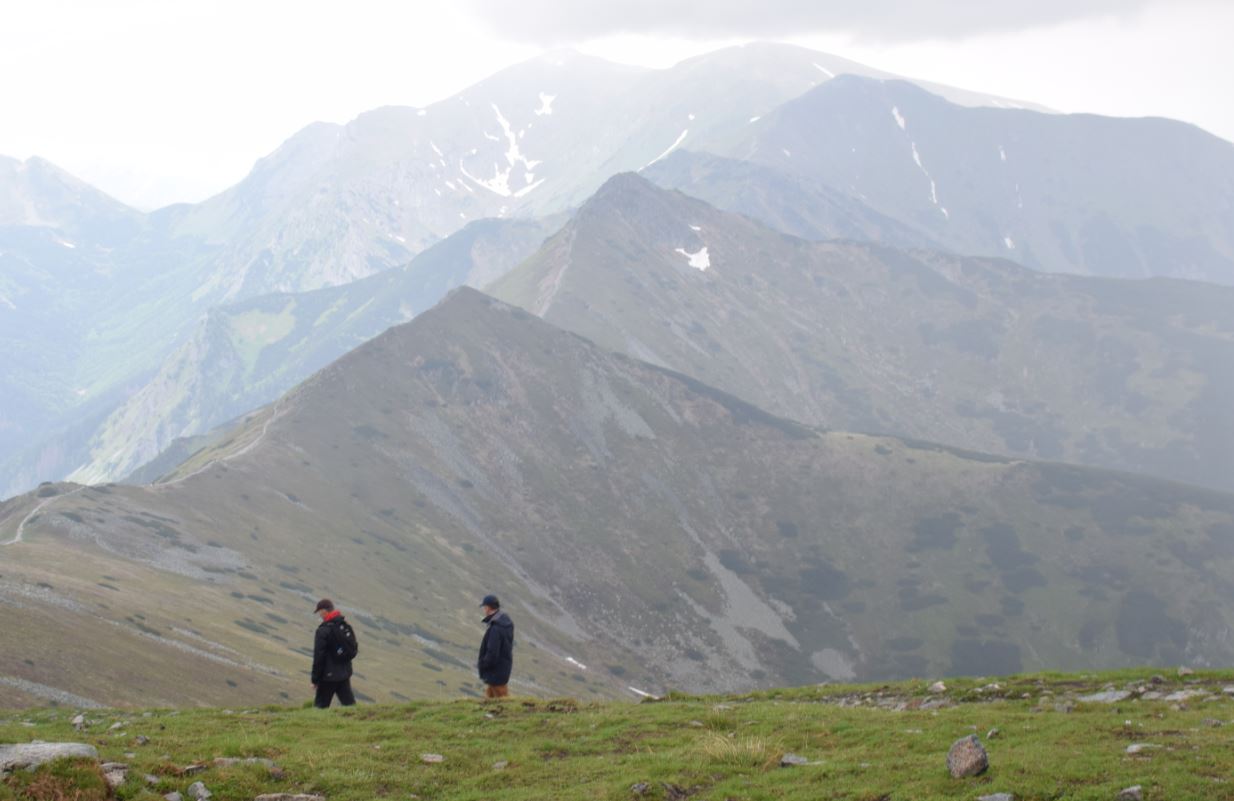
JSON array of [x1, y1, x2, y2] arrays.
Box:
[[0, 742, 98, 772], [946, 734, 989, 778], [188, 781, 212, 800], [253, 795, 326, 801], [1116, 787, 1143, 801], [978, 795, 1015, 801]]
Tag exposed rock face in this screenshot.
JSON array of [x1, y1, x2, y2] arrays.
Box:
[[0, 742, 98, 772], [946, 734, 989, 778]]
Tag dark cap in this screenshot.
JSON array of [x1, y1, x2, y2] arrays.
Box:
[[480, 594, 500, 609], [314, 598, 335, 612]]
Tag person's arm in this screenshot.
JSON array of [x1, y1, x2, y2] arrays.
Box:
[[312, 625, 327, 685], [477, 628, 496, 671]]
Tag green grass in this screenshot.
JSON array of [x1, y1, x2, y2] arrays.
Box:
[[5, 669, 1234, 800]]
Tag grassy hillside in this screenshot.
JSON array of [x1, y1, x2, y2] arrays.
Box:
[[4, 669, 1234, 800], [4, 290, 1234, 708]]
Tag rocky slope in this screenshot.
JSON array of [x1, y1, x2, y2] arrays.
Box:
[[2, 289, 1233, 707], [702, 75, 1234, 284], [492, 174, 1234, 492]]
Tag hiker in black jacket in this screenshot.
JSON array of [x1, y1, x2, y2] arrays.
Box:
[[477, 594, 514, 698], [311, 598, 357, 708]]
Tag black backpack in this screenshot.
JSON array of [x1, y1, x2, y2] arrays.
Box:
[[330, 620, 359, 661]]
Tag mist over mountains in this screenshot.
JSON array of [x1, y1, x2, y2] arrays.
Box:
[[3, 42, 1234, 707]]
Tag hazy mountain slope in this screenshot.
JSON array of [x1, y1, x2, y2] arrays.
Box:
[[491, 174, 1234, 492], [169, 44, 1043, 300], [724, 76, 1234, 284], [3, 289, 1234, 707], [0, 157, 212, 499], [72, 217, 557, 485], [644, 150, 938, 249]]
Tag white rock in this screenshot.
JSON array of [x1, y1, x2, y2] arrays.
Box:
[[928, 681, 946, 693], [0, 743, 98, 772]]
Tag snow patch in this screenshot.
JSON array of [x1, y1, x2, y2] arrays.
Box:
[[999, 145, 1007, 162], [430, 140, 443, 157], [892, 106, 906, 130], [565, 656, 588, 670], [392, 234, 406, 243], [535, 92, 556, 116], [0, 293, 14, 311], [59, 240, 76, 249], [640, 129, 688, 170], [483, 132, 500, 142], [628, 687, 658, 699], [748, 115, 761, 123], [674, 246, 710, 271], [444, 180, 457, 190], [813, 62, 835, 78], [909, 141, 947, 219], [417, 109, 427, 116], [689, 225, 701, 232], [688, 112, 695, 121], [459, 103, 544, 197], [781, 148, 792, 158], [1004, 236, 1015, 249]]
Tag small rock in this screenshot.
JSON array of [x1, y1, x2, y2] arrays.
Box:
[[630, 783, 651, 795], [1149, 674, 1165, 685], [1164, 689, 1208, 702], [492, 760, 508, 770], [687, 720, 704, 727], [1203, 718, 1224, 728], [986, 727, 1001, 739], [420, 753, 444, 763], [101, 763, 128, 789], [182, 763, 208, 776], [1141, 691, 1164, 700], [136, 735, 150, 746], [1116, 786, 1143, 801], [1126, 743, 1160, 754], [187, 782, 212, 801], [978, 794, 1015, 801], [946, 734, 988, 778], [779, 753, 808, 767], [1079, 690, 1131, 704], [928, 681, 947, 693], [109, 721, 124, 731], [1222, 686, 1234, 696], [1054, 702, 1076, 714], [145, 774, 159, 786], [71, 714, 86, 730], [164, 794, 183, 801], [1178, 666, 1195, 677], [253, 796, 326, 801]]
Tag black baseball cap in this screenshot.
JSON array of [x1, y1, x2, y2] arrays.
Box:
[[314, 598, 335, 612], [480, 594, 500, 608]]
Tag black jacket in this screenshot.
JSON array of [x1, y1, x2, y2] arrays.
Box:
[[477, 609, 514, 686], [312, 615, 354, 684]]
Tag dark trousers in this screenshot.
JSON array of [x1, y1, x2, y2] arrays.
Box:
[[314, 679, 356, 708]]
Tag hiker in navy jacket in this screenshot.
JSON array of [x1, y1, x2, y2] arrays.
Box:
[[477, 594, 514, 698], [311, 598, 357, 708]]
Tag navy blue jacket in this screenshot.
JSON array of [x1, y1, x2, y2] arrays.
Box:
[[477, 609, 514, 686]]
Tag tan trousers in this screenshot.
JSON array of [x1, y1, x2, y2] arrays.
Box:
[[484, 684, 509, 698]]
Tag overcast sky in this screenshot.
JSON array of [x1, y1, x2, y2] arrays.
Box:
[[2, 0, 1230, 210]]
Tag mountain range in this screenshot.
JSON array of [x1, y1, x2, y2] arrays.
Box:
[[4, 43, 1234, 499], [4, 289, 1233, 709], [492, 174, 1234, 492]]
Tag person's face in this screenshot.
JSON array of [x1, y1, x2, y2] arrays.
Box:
[[481, 605, 496, 617], [317, 609, 329, 621]]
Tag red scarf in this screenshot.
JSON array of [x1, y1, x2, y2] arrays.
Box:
[[323, 610, 342, 623]]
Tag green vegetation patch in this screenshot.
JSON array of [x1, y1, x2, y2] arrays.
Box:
[[4, 669, 1234, 800]]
